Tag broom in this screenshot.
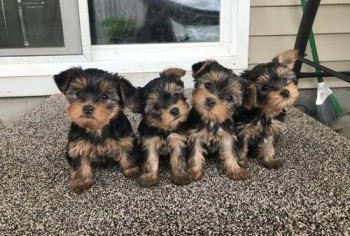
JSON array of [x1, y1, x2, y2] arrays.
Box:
[[300, 0, 344, 127]]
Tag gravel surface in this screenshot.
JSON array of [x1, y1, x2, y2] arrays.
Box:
[[0, 91, 349, 235]]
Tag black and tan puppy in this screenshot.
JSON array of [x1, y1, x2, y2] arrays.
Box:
[[122, 68, 190, 186], [236, 49, 300, 169], [54, 68, 140, 193], [187, 60, 251, 181]]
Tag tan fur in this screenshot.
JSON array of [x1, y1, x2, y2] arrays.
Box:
[[193, 61, 215, 78], [146, 100, 189, 131], [147, 93, 159, 105], [139, 137, 161, 186], [257, 74, 270, 84], [275, 49, 299, 70], [192, 89, 230, 123], [162, 68, 186, 78], [167, 82, 184, 95], [100, 80, 113, 93], [68, 136, 134, 161], [140, 133, 188, 185], [259, 136, 284, 169], [68, 135, 139, 179], [70, 77, 87, 91], [219, 137, 251, 180], [188, 125, 250, 181], [276, 66, 290, 77], [229, 80, 244, 98], [207, 70, 228, 82], [168, 133, 189, 184], [264, 83, 299, 116], [69, 158, 93, 193], [187, 135, 206, 181], [243, 83, 257, 109], [237, 118, 284, 166], [67, 101, 120, 133]]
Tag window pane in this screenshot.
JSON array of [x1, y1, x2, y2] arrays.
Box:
[[0, 0, 64, 49], [88, 0, 220, 45]]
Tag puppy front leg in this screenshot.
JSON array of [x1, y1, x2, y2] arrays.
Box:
[[116, 137, 140, 178], [259, 136, 283, 169], [220, 139, 251, 181], [169, 135, 190, 185], [118, 149, 141, 178], [237, 136, 249, 168], [68, 156, 94, 193], [139, 145, 159, 187], [187, 138, 205, 181]]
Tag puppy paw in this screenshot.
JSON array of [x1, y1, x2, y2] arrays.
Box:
[[237, 159, 248, 168], [138, 173, 159, 187], [69, 178, 94, 194], [123, 166, 141, 178], [262, 158, 284, 169], [172, 171, 191, 186], [226, 167, 251, 181], [188, 168, 204, 182]]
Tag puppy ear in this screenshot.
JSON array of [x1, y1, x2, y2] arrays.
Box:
[[272, 49, 299, 70], [118, 77, 143, 113], [53, 67, 84, 93], [160, 68, 186, 78], [191, 60, 216, 79], [242, 83, 257, 110]]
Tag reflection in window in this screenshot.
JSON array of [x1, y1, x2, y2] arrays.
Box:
[[0, 0, 64, 49], [88, 0, 220, 45]]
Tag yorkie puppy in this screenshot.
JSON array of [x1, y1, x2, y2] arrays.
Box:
[[235, 49, 300, 169], [186, 60, 251, 181], [121, 68, 190, 186], [54, 68, 140, 193]]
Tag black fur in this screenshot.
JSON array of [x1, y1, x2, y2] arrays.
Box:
[[122, 69, 190, 186], [235, 108, 286, 158], [67, 112, 137, 169], [54, 67, 140, 192]]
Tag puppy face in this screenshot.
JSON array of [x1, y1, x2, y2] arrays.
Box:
[[191, 60, 245, 123], [124, 68, 190, 131], [242, 49, 300, 114], [54, 68, 124, 132]]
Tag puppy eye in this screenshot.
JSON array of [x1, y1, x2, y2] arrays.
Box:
[[173, 93, 179, 99], [283, 78, 289, 84], [226, 95, 233, 102], [262, 85, 270, 91], [76, 91, 82, 97], [154, 104, 160, 110], [205, 83, 212, 90], [101, 94, 109, 100]]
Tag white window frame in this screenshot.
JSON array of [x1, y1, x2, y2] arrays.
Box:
[[0, 0, 250, 97]]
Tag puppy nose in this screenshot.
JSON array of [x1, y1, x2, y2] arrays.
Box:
[[206, 98, 216, 107], [280, 89, 290, 98], [83, 105, 94, 114], [170, 107, 179, 116]]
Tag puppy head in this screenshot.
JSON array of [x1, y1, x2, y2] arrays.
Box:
[[54, 67, 125, 132], [241, 49, 300, 114], [191, 60, 245, 123], [123, 68, 189, 131]]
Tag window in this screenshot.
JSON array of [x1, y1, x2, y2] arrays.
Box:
[[87, 0, 249, 74], [0, 0, 81, 56], [89, 0, 220, 44], [0, 0, 250, 97]]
